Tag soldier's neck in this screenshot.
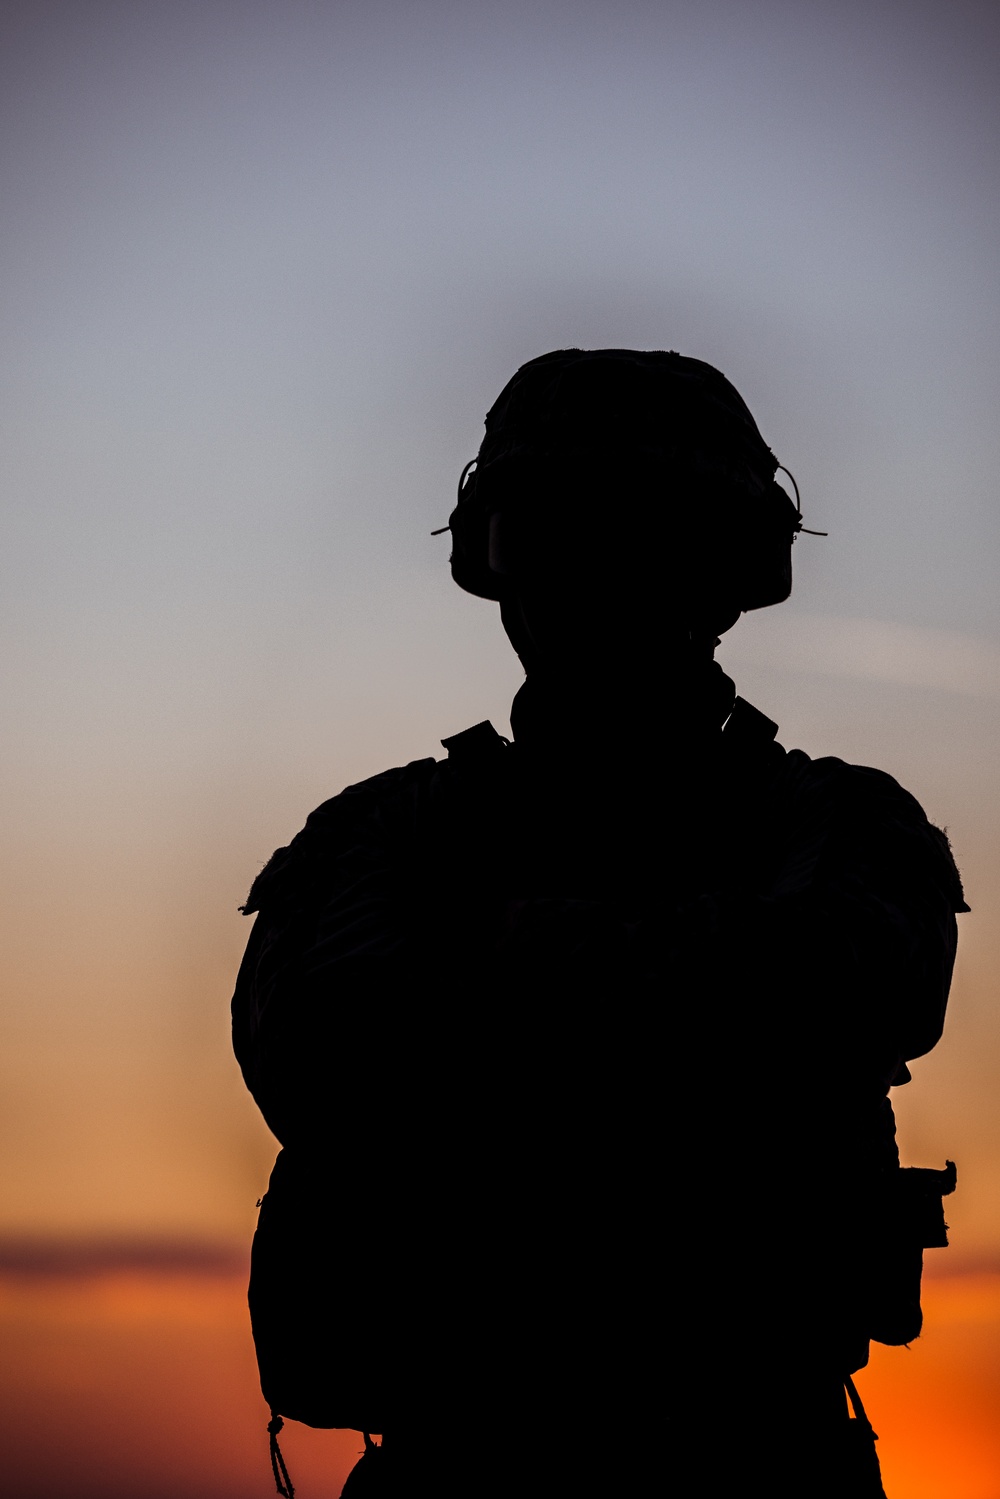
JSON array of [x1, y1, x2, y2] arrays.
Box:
[[510, 656, 736, 759]]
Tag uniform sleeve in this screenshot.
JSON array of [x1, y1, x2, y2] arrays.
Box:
[[744, 759, 966, 1067], [493, 758, 967, 1091], [231, 760, 438, 1149]]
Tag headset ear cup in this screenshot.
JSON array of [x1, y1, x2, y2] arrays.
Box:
[[447, 471, 504, 600], [738, 483, 799, 610]]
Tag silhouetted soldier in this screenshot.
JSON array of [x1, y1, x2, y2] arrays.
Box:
[[233, 350, 966, 1498]]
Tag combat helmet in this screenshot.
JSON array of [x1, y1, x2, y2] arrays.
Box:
[[446, 348, 812, 611]]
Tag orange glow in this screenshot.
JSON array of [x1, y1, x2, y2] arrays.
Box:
[[860, 1273, 1000, 1499], [0, 1262, 997, 1497], [0, 1264, 365, 1499]]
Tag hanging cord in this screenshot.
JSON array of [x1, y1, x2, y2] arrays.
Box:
[[777, 463, 827, 536], [268, 1412, 296, 1499]]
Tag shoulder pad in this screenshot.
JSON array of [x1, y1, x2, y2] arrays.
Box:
[[778, 754, 970, 916], [241, 756, 438, 915]]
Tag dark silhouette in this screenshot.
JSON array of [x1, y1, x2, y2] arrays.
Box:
[[233, 350, 966, 1497]]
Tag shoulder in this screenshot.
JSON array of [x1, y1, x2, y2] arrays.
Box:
[[240, 721, 510, 918], [777, 746, 920, 817], [241, 755, 441, 916], [772, 743, 968, 913], [726, 699, 938, 832]]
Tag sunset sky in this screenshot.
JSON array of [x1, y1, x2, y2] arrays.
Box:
[[1, 1, 998, 1495]]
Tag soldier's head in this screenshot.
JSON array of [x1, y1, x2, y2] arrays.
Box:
[[447, 348, 803, 680]]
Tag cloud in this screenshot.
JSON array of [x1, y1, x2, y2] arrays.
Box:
[[723, 615, 1000, 699], [0, 1238, 247, 1278]]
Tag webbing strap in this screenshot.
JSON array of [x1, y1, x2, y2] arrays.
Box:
[[845, 1375, 879, 1441]]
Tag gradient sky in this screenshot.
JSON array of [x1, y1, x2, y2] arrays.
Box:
[[1, 0, 998, 1490]]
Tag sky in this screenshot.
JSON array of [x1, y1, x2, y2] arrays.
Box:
[[1, 1, 998, 1494]]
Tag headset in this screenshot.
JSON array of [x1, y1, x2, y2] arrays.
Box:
[[439, 453, 821, 611]]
